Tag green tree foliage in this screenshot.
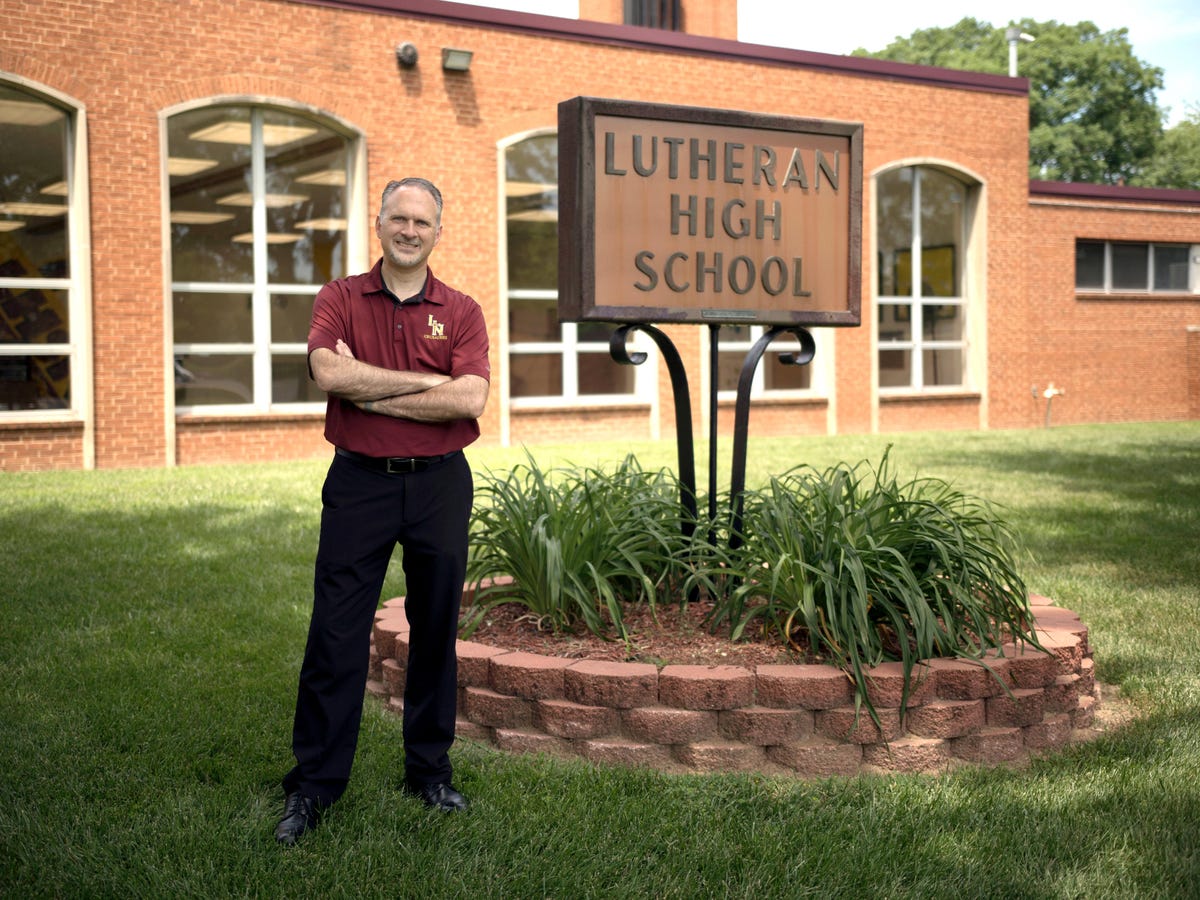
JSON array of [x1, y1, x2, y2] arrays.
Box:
[[1134, 106, 1200, 189], [853, 18, 1167, 185]]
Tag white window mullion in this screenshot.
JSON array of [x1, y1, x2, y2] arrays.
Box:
[[562, 323, 580, 395], [250, 111, 272, 409], [911, 171, 925, 388]]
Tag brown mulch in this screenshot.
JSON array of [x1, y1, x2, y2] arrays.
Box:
[[461, 599, 809, 668]]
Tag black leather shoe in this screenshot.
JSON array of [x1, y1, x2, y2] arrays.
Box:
[[275, 792, 321, 845], [403, 781, 470, 812]]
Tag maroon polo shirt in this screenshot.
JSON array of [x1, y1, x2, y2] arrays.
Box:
[[307, 260, 490, 458]]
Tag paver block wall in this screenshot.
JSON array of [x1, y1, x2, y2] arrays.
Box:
[[368, 591, 1099, 776]]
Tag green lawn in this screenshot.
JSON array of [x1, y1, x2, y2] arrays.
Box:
[[2, 422, 1198, 898]]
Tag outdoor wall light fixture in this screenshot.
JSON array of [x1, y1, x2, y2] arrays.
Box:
[[441, 47, 473, 72], [395, 42, 418, 68]]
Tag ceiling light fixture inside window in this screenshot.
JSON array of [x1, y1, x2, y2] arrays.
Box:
[[216, 191, 307, 208], [296, 169, 346, 186], [170, 211, 236, 225], [168, 157, 220, 176], [0, 99, 64, 126], [232, 232, 304, 244], [294, 218, 348, 230], [188, 121, 318, 146], [0, 201, 67, 216]]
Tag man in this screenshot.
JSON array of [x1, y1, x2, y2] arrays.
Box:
[[276, 177, 490, 845]]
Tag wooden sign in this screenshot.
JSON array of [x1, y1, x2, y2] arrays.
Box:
[[558, 97, 862, 327]]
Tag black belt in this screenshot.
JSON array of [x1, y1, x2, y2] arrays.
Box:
[[335, 447, 458, 474]]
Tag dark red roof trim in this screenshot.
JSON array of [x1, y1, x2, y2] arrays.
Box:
[[1030, 180, 1200, 206]]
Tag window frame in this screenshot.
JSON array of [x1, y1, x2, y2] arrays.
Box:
[[500, 129, 655, 417], [163, 100, 367, 422], [875, 164, 974, 395], [0, 77, 94, 454], [1075, 239, 1198, 295]]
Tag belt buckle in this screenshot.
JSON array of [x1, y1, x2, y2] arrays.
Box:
[[386, 457, 416, 474]]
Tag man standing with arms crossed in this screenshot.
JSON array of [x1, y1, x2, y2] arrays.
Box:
[[276, 177, 490, 845]]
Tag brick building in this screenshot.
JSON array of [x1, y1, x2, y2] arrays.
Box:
[[1, 0, 1197, 470]]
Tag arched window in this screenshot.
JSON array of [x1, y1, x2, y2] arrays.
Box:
[[167, 104, 354, 411], [876, 166, 974, 390], [0, 82, 84, 417], [504, 132, 649, 405]]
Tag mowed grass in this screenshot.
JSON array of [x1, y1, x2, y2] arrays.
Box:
[[2, 422, 1198, 898]]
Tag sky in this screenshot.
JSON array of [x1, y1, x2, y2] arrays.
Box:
[[471, 0, 1199, 126]]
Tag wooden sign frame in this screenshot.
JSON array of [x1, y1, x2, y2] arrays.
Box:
[[558, 96, 862, 327]]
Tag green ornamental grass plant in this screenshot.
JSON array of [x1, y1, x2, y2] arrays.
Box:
[[462, 452, 692, 641], [716, 450, 1035, 718]]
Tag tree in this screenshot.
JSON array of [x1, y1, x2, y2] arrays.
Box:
[[1134, 107, 1200, 190], [853, 18, 1166, 185]]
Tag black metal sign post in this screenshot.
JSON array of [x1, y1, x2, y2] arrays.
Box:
[[561, 96, 860, 549], [610, 321, 815, 546]]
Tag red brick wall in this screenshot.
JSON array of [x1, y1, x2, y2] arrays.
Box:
[[1021, 195, 1200, 428], [2, 0, 1194, 470]]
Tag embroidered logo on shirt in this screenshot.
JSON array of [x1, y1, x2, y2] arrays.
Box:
[[424, 314, 447, 340]]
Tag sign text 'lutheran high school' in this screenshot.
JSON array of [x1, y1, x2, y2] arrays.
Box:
[[558, 97, 863, 327]]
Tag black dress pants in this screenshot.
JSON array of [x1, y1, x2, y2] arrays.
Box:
[[283, 450, 472, 806]]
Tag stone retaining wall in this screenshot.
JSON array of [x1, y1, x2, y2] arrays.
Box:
[[366, 593, 1098, 776]]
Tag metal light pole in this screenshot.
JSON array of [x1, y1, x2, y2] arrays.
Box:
[[1006, 25, 1035, 77]]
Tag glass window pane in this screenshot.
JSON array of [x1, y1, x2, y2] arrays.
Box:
[[0, 286, 68, 344], [924, 348, 963, 386], [879, 349, 911, 387], [764, 353, 811, 390], [272, 355, 324, 403], [578, 321, 615, 344], [506, 220, 557, 291], [919, 169, 964, 297], [1075, 241, 1105, 289], [1111, 243, 1148, 290], [0, 353, 69, 410], [578, 353, 634, 395], [262, 108, 347, 284], [920, 245, 957, 297], [1153, 245, 1189, 291], [173, 291, 252, 343], [878, 303, 912, 341], [922, 304, 962, 341], [271, 292, 316, 343], [716, 351, 744, 392], [876, 167, 914, 296], [0, 85, 69, 278], [167, 106, 254, 284], [511, 353, 561, 398], [174, 353, 253, 405], [506, 134, 558, 291], [509, 297, 560, 342]]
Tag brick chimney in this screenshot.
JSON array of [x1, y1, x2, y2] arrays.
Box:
[[577, 0, 738, 40]]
